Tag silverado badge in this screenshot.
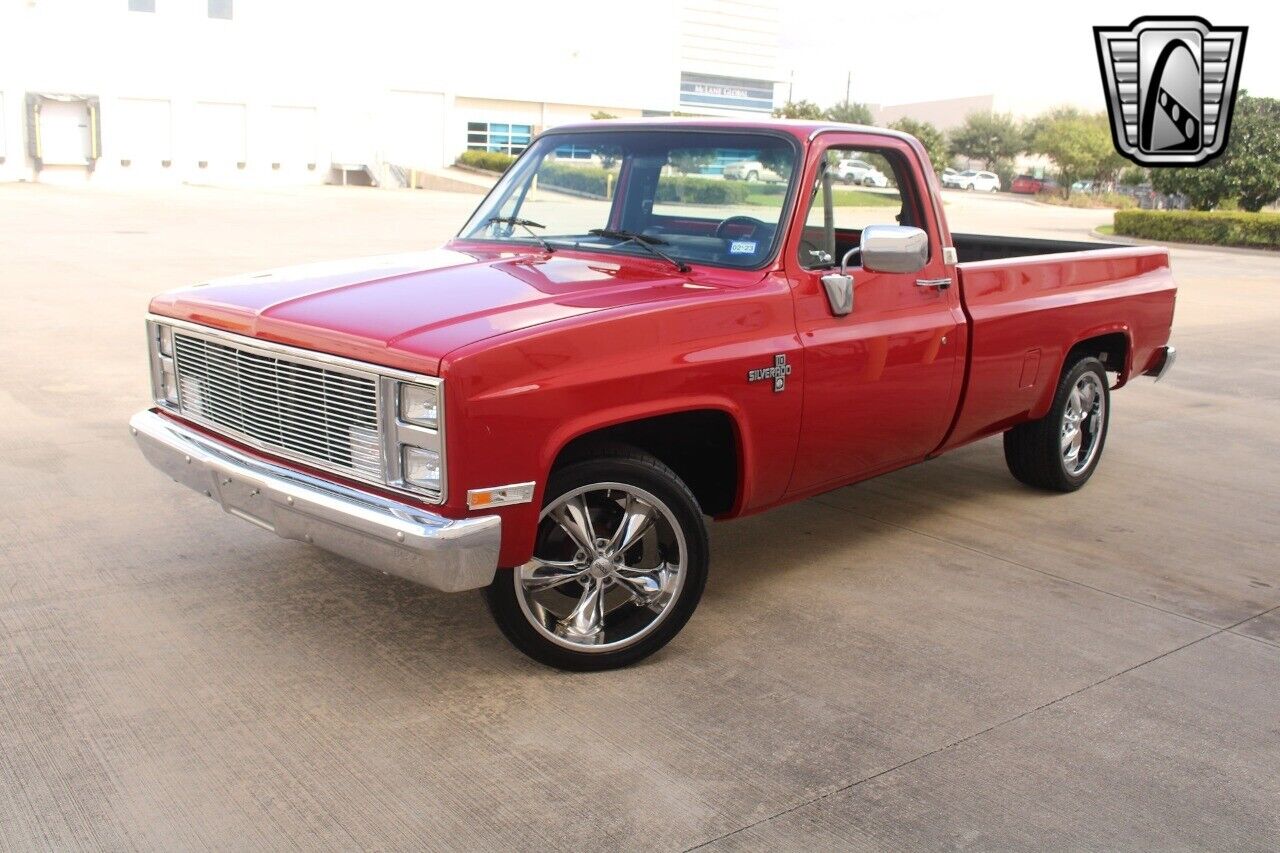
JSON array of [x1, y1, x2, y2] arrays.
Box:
[[748, 354, 792, 392]]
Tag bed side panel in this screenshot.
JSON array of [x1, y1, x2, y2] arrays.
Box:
[[938, 247, 1174, 453]]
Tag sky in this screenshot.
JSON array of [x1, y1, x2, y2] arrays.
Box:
[[779, 0, 1280, 114]]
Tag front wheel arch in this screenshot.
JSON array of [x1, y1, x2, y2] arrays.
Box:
[[548, 408, 744, 518]]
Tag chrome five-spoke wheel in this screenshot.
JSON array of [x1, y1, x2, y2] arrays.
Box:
[[517, 483, 685, 652], [1060, 372, 1106, 476], [484, 448, 709, 670], [1004, 355, 1111, 492]]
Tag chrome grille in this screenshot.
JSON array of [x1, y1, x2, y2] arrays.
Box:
[[172, 332, 382, 480]]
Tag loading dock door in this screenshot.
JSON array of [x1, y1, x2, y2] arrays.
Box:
[[38, 99, 93, 165], [267, 106, 318, 171], [192, 101, 247, 166], [114, 98, 173, 167]]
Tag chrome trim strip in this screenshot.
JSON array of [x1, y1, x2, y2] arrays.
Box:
[[146, 314, 436, 384], [146, 314, 446, 504], [130, 410, 497, 592]]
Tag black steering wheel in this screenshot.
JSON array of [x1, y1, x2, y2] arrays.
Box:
[[713, 215, 769, 240]]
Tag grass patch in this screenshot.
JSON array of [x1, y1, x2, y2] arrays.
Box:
[[1036, 191, 1137, 209], [745, 189, 897, 208], [1096, 224, 1115, 235]]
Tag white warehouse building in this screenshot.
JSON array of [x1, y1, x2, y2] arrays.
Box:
[[0, 0, 786, 187]]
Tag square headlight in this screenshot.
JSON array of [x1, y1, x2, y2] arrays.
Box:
[[158, 324, 174, 357], [399, 383, 439, 430], [402, 446, 442, 492]]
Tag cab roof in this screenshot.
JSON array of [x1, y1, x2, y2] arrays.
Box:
[[543, 116, 916, 146]]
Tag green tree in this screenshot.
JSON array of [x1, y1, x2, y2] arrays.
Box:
[[590, 111, 617, 120], [1026, 108, 1126, 193], [1225, 94, 1280, 212], [773, 100, 824, 119], [669, 149, 712, 175], [888, 117, 950, 172], [948, 112, 1024, 169], [1150, 165, 1234, 210], [824, 101, 873, 125], [1118, 165, 1149, 186], [1149, 94, 1280, 211]]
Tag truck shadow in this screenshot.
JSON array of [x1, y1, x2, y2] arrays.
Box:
[[223, 441, 1032, 680], [705, 443, 1033, 597]]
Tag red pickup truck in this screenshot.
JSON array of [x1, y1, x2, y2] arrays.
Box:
[[131, 119, 1176, 670]]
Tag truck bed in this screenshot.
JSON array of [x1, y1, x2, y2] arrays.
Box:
[[951, 232, 1115, 263], [938, 241, 1176, 453]]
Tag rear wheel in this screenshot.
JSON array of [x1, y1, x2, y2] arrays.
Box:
[[483, 447, 709, 671], [745, 170, 759, 183], [966, 183, 975, 191], [1004, 356, 1110, 492]]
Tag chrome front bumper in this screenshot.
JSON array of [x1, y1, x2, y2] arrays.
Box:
[[129, 410, 500, 592]]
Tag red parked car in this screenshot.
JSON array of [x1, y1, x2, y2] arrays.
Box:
[[1011, 174, 1058, 194], [131, 120, 1177, 670]]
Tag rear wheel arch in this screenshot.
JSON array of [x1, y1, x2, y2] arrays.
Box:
[[1031, 329, 1132, 418]]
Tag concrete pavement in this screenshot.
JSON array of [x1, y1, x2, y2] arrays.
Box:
[[1, 183, 1277, 851]]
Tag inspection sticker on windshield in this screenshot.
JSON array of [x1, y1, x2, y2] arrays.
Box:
[[729, 240, 757, 255]]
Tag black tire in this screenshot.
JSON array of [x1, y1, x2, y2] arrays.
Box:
[[1004, 356, 1110, 492], [483, 445, 709, 671], [746, 170, 759, 182]]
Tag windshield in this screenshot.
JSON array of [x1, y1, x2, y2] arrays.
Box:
[[459, 129, 799, 269]]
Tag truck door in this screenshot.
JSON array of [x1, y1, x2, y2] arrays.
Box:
[[785, 133, 965, 494]]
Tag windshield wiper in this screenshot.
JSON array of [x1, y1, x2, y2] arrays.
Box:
[[486, 216, 556, 253], [586, 229, 691, 273]]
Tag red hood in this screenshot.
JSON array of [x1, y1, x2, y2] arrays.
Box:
[[149, 247, 708, 375]]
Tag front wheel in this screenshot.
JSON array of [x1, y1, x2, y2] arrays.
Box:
[[745, 170, 759, 183], [483, 447, 709, 670], [1003, 356, 1110, 492]]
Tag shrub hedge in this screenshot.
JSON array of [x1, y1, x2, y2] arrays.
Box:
[[1113, 210, 1280, 249], [455, 151, 753, 204], [538, 162, 611, 196], [657, 175, 752, 205], [456, 150, 516, 172]]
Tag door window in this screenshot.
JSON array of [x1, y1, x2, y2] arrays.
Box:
[[796, 145, 926, 270]]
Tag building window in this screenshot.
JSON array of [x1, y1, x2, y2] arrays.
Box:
[[129, 0, 155, 12], [208, 0, 232, 19], [553, 144, 594, 161], [467, 122, 531, 155]]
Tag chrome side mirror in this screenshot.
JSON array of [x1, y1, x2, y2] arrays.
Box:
[[820, 245, 860, 317], [860, 224, 929, 274]]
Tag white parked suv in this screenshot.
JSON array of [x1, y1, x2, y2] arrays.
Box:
[[943, 169, 1001, 192], [835, 158, 890, 187], [721, 160, 784, 182]]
